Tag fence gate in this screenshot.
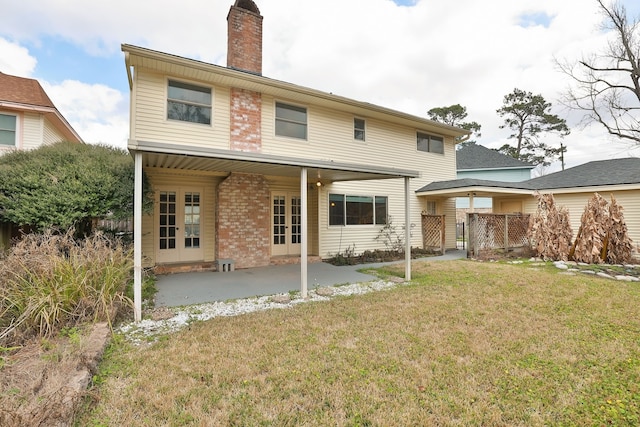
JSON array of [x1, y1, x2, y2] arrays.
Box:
[[421, 214, 445, 255], [467, 213, 530, 258]]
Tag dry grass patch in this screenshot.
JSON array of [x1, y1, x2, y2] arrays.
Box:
[[78, 260, 640, 426]]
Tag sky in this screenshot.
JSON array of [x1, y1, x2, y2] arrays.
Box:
[[1, 0, 639, 175]]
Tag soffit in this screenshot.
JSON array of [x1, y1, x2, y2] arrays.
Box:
[[130, 139, 420, 183]]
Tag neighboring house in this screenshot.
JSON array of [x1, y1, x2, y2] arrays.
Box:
[[418, 157, 640, 253], [0, 72, 83, 248], [455, 144, 534, 213], [124, 0, 468, 319]]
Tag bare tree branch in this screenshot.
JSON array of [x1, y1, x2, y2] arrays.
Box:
[[557, 0, 640, 145]]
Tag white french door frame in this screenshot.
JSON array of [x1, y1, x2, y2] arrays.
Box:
[[155, 187, 204, 264], [271, 191, 302, 256]]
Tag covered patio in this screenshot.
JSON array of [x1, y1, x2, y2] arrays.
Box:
[[131, 141, 421, 320]]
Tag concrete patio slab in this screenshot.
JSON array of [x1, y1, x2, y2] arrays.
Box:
[[154, 249, 467, 307]]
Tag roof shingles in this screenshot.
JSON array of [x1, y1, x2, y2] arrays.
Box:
[[0, 72, 55, 108], [419, 158, 640, 192]]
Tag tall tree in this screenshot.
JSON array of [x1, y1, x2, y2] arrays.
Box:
[[557, 0, 640, 145], [427, 104, 481, 148], [496, 88, 570, 166]]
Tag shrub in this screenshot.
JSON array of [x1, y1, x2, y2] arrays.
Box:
[[0, 229, 133, 346]]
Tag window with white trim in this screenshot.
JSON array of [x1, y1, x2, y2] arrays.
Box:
[[0, 113, 17, 146], [329, 194, 388, 226], [275, 102, 307, 139], [417, 132, 444, 154], [167, 80, 212, 125], [354, 118, 365, 141], [426, 200, 437, 215]]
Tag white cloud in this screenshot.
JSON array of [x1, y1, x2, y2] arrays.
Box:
[[1, 0, 637, 165], [41, 80, 129, 148], [0, 37, 37, 76]]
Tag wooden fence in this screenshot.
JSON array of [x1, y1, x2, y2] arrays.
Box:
[[421, 213, 445, 255], [467, 213, 530, 258]]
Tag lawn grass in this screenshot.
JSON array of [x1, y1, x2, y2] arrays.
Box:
[[77, 260, 640, 426]]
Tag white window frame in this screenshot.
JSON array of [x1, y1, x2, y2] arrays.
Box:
[[329, 193, 388, 226], [417, 132, 444, 154], [275, 101, 307, 140], [0, 112, 18, 148], [166, 79, 212, 125]]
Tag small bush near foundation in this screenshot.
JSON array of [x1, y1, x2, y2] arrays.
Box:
[[326, 246, 438, 266], [0, 229, 133, 346]]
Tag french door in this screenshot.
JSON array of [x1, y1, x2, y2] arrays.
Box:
[[156, 188, 204, 263], [271, 192, 301, 256]]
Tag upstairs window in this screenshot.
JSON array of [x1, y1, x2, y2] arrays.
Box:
[[167, 80, 212, 125], [354, 118, 365, 141], [275, 102, 307, 139], [0, 113, 17, 146], [417, 132, 444, 154]]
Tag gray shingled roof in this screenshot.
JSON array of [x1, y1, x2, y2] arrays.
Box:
[[456, 144, 534, 170], [418, 157, 640, 193]]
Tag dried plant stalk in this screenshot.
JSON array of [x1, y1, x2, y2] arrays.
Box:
[[606, 195, 633, 264], [527, 193, 573, 261]]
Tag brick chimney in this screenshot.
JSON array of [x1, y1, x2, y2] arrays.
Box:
[[227, 0, 263, 75], [227, 0, 263, 151]]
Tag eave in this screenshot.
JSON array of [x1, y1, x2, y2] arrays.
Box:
[[129, 139, 421, 183], [0, 100, 83, 143]]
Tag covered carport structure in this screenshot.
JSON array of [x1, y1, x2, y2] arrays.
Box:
[[130, 140, 421, 322], [415, 178, 535, 210]]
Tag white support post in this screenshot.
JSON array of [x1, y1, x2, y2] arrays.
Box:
[[133, 152, 143, 322], [404, 176, 411, 281], [300, 168, 308, 298]]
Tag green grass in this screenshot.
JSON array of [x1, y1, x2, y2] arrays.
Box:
[[77, 260, 640, 426]]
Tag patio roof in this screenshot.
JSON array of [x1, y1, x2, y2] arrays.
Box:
[[129, 139, 421, 182]]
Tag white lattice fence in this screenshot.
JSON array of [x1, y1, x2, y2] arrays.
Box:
[[468, 213, 530, 257], [421, 214, 445, 254]]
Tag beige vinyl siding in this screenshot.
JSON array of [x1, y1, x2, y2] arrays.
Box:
[[260, 94, 458, 173], [133, 71, 230, 149], [21, 112, 43, 150], [42, 119, 65, 145], [261, 94, 459, 257], [318, 176, 458, 258], [142, 168, 221, 267]]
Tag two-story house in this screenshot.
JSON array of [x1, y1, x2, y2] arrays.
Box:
[[124, 0, 468, 320], [0, 72, 83, 247]]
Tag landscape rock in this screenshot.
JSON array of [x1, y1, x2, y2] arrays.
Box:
[[315, 287, 334, 297], [272, 294, 292, 304]]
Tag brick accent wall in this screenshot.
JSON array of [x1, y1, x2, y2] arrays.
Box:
[[216, 172, 271, 269], [227, 1, 263, 74], [230, 88, 262, 152]]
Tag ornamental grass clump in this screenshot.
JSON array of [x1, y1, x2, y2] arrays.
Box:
[[0, 229, 133, 346]]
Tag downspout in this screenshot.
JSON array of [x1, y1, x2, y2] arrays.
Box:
[[124, 52, 133, 90]]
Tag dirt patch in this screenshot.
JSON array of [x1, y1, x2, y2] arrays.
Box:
[[0, 323, 110, 427]]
